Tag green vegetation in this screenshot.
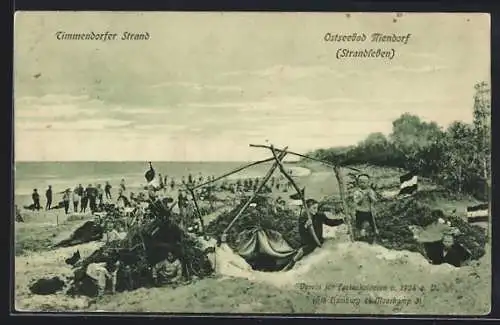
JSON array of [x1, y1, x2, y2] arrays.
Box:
[[309, 82, 491, 200]]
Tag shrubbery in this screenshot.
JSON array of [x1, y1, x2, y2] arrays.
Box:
[[310, 82, 491, 200]]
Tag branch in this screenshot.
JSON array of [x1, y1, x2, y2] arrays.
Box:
[[249, 144, 362, 172], [269, 145, 322, 247], [189, 157, 276, 191], [221, 149, 288, 237]]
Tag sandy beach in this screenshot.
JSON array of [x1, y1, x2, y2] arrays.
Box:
[[13, 163, 491, 314]]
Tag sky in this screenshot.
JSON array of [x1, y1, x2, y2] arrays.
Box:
[[14, 12, 490, 161]]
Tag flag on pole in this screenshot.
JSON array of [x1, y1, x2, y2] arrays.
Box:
[[399, 171, 418, 196], [466, 203, 489, 223], [145, 162, 160, 189]]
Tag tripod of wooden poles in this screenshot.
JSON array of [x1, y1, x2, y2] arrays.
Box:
[[179, 143, 356, 245]]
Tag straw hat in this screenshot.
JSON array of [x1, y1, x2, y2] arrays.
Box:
[[416, 222, 460, 243]]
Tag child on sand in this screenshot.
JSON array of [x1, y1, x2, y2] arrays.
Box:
[[352, 174, 378, 241]]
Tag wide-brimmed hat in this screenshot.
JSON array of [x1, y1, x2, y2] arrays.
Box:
[[415, 222, 460, 243]]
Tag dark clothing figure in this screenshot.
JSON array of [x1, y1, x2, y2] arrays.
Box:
[[424, 241, 470, 267], [32, 190, 41, 211], [298, 212, 344, 256], [45, 188, 52, 210], [170, 180, 175, 190], [355, 211, 375, 232], [75, 185, 84, 196], [117, 194, 131, 208], [178, 193, 188, 218], [86, 186, 97, 214], [105, 183, 112, 199], [80, 193, 88, 213], [62, 191, 71, 214]]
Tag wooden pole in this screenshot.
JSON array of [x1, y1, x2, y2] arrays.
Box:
[[249, 144, 362, 172], [186, 186, 206, 235], [222, 149, 288, 238], [268, 146, 322, 247], [333, 166, 354, 242]]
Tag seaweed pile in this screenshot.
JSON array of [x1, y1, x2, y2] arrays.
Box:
[[374, 197, 487, 260], [205, 195, 302, 249], [206, 189, 487, 265], [67, 200, 214, 297]]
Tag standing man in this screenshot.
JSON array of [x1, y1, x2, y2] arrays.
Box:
[[283, 199, 344, 271], [62, 189, 71, 214], [97, 184, 104, 207], [352, 174, 378, 241], [32, 189, 41, 211], [45, 185, 53, 210], [170, 178, 175, 191], [105, 181, 112, 200], [72, 186, 80, 212], [80, 187, 89, 213], [87, 184, 97, 214], [120, 179, 126, 192]]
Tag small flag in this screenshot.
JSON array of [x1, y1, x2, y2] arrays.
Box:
[[145, 162, 160, 189], [466, 203, 489, 223], [399, 171, 418, 196]]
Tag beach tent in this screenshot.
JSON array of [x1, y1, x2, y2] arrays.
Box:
[[236, 227, 297, 271]]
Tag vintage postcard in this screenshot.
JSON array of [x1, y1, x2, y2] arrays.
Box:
[[13, 12, 491, 315]]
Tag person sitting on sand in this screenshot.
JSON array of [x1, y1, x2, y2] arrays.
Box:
[[283, 199, 344, 271], [352, 174, 378, 241], [423, 226, 471, 267], [32, 189, 41, 211], [151, 251, 183, 287], [45, 185, 53, 210], [62, 189, 71, 214]]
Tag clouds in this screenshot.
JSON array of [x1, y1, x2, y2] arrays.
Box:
[[14, 12, 489, 161]]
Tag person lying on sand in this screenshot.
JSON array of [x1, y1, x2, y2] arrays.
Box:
[[151, 251, 183, 287], [283, 199, 344, 271]]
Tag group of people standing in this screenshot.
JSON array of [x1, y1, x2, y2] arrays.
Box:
[[30, 179, 127, 215]]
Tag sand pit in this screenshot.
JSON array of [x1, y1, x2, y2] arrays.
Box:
[[15, 242, 105, 311]]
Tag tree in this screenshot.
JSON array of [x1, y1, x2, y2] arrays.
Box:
[[472, 81, 491, 184], [439, 122, 477, 193], [390, 113, 443, 171]]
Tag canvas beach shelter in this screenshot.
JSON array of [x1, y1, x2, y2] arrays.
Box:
[[215, 144, 358, 269]]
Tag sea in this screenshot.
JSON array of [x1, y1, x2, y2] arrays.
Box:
[[14, 161, 302, 197]]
